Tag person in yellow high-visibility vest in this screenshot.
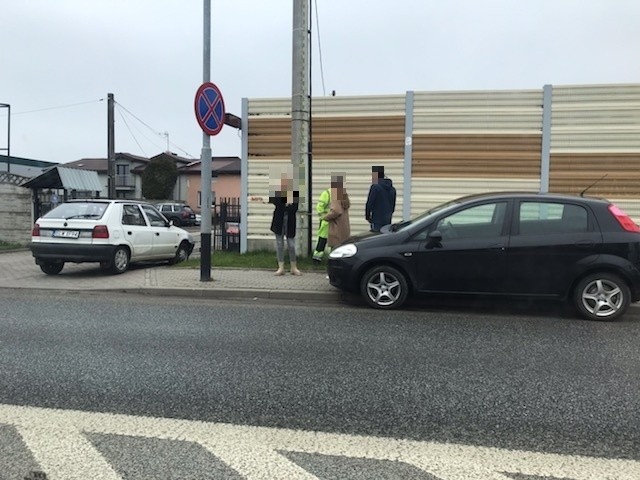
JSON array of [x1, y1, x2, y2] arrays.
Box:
[[312, 187, 331, 262]]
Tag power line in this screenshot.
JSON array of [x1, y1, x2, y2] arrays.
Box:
[[313, 0, 327, 96], [114, 101, 196, 158], [0, 99, 103, 116], [116, 108, 149, 157]]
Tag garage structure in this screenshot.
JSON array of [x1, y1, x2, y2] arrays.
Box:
[[240, 83, 640, 253]]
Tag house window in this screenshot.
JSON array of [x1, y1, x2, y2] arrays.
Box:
[[116, 164, 132, 187]]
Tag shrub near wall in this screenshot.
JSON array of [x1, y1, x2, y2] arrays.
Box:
[[0, 181, 32, 245]]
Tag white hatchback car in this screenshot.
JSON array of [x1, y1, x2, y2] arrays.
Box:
[[30, 199, 195, 275]]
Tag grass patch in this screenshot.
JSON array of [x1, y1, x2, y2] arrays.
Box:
[[181, 250, 327, 271], [0, 240, 23, 250]]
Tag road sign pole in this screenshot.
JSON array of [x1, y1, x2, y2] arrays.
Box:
[[200, 0, 212, 282]]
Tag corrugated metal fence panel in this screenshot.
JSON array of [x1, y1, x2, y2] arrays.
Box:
[[247, 95, 407, 244], [410, 178, 541, 218], [551, 84, 640, 152], [412, 134, 541, 178], [410, 90, 543, 191], [247, 158, 403, 239], [248, 95, 406, 117], [412, 89, 543, 133], [249, 116, 405, 159], [549, 153, 640, 197], [550, 84, 640, 197]]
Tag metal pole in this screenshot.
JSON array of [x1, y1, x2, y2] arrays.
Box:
[[240, 97, 249, 254], [200, 0, 213, 281], [0, 103, 9, 173], [291, 0, 310, 256], [307, 0, 313, 258], [107, 93, 115, 198], [540, 84, 553, 194]]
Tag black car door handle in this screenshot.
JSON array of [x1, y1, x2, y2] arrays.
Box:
[[575, 240, 595, 248], [155, 232, 160, 236]]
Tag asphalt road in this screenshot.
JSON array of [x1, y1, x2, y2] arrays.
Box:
[[1, 290, 639, 479]]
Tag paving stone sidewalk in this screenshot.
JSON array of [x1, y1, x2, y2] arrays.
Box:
[[0, 250, 339, 302]]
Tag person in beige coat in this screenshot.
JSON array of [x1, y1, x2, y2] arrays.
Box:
[[323, 174, 351, 248]]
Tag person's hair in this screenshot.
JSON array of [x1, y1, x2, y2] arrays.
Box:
[[372, 165, 385, 179]]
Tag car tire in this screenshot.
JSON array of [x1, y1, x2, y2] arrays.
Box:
[[360, 265, 409, 309], [171, 216, 182, 227], [110, 246, 130, 275], [168, 241, 191, 265], [574, 272, 630, 321], [39, 261, 64, 275]]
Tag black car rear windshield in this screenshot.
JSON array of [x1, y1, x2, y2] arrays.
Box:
[[44, 202, 108, 220]]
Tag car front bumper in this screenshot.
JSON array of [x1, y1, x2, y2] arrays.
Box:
[[327, 258, 361, 292]]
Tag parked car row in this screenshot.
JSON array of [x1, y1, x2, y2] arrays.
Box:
[[328, 192, 640, 321], [29, 192, 640, 322], [154, 202, 197, 227], [30, 200, 195, 275]]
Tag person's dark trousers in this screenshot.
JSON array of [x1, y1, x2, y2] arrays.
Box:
[[313, 237, 327, 262]]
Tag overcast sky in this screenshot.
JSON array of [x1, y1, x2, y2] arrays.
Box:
[[1, 0, 639, 165]]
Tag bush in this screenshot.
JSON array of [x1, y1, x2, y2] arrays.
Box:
[[142, 157, 178, 200]]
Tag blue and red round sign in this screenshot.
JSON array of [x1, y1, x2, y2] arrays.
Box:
[[194, 82, 225, 136]]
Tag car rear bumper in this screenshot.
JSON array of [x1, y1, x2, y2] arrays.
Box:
[[30, 242, 116, 264]]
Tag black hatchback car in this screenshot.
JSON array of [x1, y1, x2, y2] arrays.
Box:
[[327, 192, 640, 321]]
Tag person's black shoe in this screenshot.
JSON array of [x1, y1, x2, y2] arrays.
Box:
[[312, 257, 322, 264]]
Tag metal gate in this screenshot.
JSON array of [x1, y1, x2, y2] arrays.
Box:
[[212, 197, 240, 251]]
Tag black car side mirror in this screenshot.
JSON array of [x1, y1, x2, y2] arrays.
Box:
[[426, 230, 443, 249]]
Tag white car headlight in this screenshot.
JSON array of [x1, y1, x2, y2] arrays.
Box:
[[329, 243, 357, 259]]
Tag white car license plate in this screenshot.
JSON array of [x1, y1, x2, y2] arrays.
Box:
[[53, 230, 80, 239]]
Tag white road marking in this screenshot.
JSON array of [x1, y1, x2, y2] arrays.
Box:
[[0, 403, 638, 480]]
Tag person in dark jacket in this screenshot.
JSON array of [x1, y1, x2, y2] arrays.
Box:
[[269, 171, 302, 276], [365, 165, 396, 232]]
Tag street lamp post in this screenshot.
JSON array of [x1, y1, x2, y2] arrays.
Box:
[[0, 103, 10, 173]]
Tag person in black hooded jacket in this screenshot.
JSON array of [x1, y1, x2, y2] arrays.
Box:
[[365, 165, 396, 232], [269, 170, 302, 276]]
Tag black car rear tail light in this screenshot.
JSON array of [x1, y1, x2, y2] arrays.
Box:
[[92, 225, 110, 239], [608, 205, 640, 232], [32, 223, 40, 236]]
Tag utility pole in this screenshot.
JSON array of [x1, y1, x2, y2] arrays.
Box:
[[107, 93, 115, 198], [291, 0, 310, 256], [163, 131, 170, 152], [200, 0, 213, 281], [1, 103, 10, 173]]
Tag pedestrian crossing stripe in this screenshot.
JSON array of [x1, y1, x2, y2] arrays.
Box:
[[0, 403, 638, 480]]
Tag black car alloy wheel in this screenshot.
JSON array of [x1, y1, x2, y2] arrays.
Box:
[[360, 265, 409, 309], [574, 272, 630, 321]]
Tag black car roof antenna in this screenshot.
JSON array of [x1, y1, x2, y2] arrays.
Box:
[[580, 173, 608, 197]]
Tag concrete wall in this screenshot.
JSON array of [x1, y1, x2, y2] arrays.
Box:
[[0, 174, 32, 245]]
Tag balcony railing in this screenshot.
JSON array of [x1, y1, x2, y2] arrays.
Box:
[[115, 175, 134, 188]]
